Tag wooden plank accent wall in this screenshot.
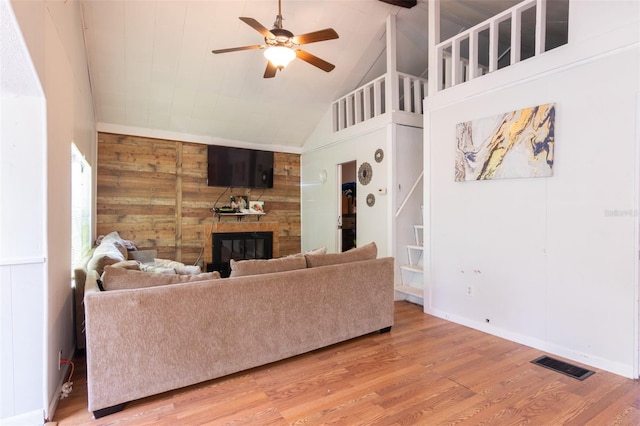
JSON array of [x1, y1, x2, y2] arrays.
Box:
[[97, 133, 301, 265]]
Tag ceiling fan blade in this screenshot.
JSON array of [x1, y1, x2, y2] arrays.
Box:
[[240, 17, 275, 39], [296, 50, 335, 72], [212, 45, 264, 54], [263, 61, 278, 78], [292, 28, 339, 45]]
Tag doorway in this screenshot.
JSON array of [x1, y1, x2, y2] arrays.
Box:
[[338, 161, 357, 252]]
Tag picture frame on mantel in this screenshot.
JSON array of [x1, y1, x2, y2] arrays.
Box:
[[230, 195, 248, 212], [249, 200, 264, 214]]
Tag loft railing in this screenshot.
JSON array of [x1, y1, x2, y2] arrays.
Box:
[[434, 0, 548, 92], [332, 72, 427, 133], [332, 0, 556, 131], [441, 53, 490, 89]]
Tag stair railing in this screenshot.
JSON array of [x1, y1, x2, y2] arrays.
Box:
[[395, 171, 424, 218]]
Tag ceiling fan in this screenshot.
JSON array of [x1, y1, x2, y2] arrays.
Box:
[[211, 0, 339, 78]]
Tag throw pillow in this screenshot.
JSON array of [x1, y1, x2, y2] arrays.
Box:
[[305, 242, 377, 268], [128, 250, 157, 264], [87, 240, 127, 275], [229, 255, 307, 277], [110, 260, 141, 270], [99, 231, 128, 259], [289, 247, 327, 257], [154, 258, 201, 275], [101, 266, 221, 291], [139, 264, 178, 274]]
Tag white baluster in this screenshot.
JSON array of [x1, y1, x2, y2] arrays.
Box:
[[374, 79, 382, 117]]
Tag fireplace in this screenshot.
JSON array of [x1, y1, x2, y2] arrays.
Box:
[[210, 231, 273, 277]]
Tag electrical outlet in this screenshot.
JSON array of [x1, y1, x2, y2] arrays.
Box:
[[58, 350, 62, 370], [466, 285, 472, 296]]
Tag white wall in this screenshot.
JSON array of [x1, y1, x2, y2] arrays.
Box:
[[392, 124, 423, 296], [301, 126, 392, 256], [3, 0, 96, 422], [301, 120, 423, 270], [0, 1, 47, 423], [424, 0, 639, 377]]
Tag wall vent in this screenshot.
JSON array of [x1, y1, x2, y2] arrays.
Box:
[[531, 355, 595, 380]]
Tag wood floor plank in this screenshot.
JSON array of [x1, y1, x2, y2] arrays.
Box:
[[53, 301, 639, 425]]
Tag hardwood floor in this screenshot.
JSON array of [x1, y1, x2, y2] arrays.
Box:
[[53, 301, 639, 425]]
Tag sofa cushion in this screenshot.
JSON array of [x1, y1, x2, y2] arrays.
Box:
[[229, 255, 307, 277], [101, 266, 221, 291], [305, 242, 377, 268]]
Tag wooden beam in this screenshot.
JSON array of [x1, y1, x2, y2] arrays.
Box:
[[378, 0, 417, 8]]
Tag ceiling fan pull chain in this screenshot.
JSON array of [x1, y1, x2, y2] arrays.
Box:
[[275, 0, 283, 29]]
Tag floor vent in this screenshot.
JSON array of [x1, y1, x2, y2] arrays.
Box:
[[531, 355, 595, 380]]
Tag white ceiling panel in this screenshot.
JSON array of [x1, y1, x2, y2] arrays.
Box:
[[81, 0, 568, 148]]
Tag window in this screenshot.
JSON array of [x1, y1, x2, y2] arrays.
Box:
[[71, 143, 92, 276]]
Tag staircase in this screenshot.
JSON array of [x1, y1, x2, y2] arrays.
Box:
[[396, 223, 424, 302]]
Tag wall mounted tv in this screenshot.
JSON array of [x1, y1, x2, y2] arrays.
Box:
[[207, 145, 274, 188]]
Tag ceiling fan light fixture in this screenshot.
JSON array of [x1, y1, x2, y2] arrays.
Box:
[[264, 46, 296, 68]]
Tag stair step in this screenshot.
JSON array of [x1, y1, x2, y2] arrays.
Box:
[[413, 225, 424, 246], [400, 264, 423, 273], [395, 285, 424, 299]]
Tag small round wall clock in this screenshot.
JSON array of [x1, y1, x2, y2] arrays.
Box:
[[358, 162, 373, 185]]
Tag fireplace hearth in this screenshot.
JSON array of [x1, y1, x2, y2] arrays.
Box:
[[209, 231, 273, 277]]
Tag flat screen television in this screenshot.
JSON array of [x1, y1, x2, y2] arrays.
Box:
[[207, 145, 274, 188]]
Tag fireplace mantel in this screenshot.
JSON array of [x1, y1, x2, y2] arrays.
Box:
[[204, 221, 279, 265]]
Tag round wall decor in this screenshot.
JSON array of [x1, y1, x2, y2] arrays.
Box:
[[374, 148, 384, 163], [366, 193, 376, 207], [358, 162, 373, 185]]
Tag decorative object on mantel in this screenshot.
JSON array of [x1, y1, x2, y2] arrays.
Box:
[[358, 162, 373, 185], [455, 103, 555, 182], [214, 210, 265, 222], [366, 193, 376, 207], [374, 148, 384, 163]]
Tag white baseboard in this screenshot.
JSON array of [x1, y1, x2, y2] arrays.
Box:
[[424, 306, 636, 379], [46, 346, 75, 421], [0, 409, 44, 426]]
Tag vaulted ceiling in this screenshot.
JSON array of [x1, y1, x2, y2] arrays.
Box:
[[80, 0, 565, 149]]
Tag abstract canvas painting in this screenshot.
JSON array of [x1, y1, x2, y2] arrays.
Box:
[[455, 103, 555, 182]]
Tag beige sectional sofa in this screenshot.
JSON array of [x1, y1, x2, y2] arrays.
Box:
[[83, 242, 395, 418], [74, 231, 160, 350]]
